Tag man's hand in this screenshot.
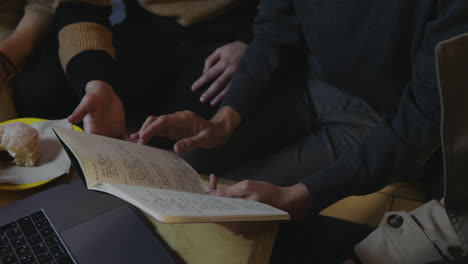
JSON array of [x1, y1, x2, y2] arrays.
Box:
[[68, 80, 127, 139], [130, 106, 241, 153], [191, 41, 247, 106], [207, 175, 313, 236]]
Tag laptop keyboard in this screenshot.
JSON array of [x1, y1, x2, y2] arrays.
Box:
[[0, 210, 75, 264]]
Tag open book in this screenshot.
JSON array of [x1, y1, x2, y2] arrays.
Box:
[[53, 127, 289, 224]]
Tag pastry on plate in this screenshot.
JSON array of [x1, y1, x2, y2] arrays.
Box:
[[0, 122, 40, 167]]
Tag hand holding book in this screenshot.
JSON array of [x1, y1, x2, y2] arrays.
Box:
[[208, 174, 312, 235]]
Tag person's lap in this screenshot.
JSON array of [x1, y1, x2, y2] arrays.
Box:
[[182, 81, 316, 176], [186, 76, 381, 186]]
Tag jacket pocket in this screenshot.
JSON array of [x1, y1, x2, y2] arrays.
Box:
[[355, 210, 443, 264]]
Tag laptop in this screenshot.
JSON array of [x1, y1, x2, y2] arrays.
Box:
[[0, 178, 180, 264]]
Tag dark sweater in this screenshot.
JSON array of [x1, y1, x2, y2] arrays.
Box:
[[221, 0, 468, 211]]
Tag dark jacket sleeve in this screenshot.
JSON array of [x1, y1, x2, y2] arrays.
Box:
[[221, 0, 303, 119], [301, 0, 468, 212]]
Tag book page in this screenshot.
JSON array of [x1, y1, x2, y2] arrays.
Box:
[[53, 127, 208, 193], [94, 183, 289, 223]]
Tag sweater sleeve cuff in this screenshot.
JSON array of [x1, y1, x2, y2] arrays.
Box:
[[55, 1, 114, 71], [66, 50, 117, 97]]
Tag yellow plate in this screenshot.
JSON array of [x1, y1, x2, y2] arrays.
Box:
[[0, 118, 83, 191]]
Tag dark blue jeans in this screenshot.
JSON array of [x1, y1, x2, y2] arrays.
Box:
[[186, 76, 381, 187]]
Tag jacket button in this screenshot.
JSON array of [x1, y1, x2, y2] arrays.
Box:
[[387, 214, 404, 228]]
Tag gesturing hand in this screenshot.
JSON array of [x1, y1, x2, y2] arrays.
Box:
[[130, 106, 241, 154], [191, 41, 247, 106], [68, 80, 127, 139]]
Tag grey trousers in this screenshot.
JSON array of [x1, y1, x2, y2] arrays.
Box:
[[184, 77, 381, 186]]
